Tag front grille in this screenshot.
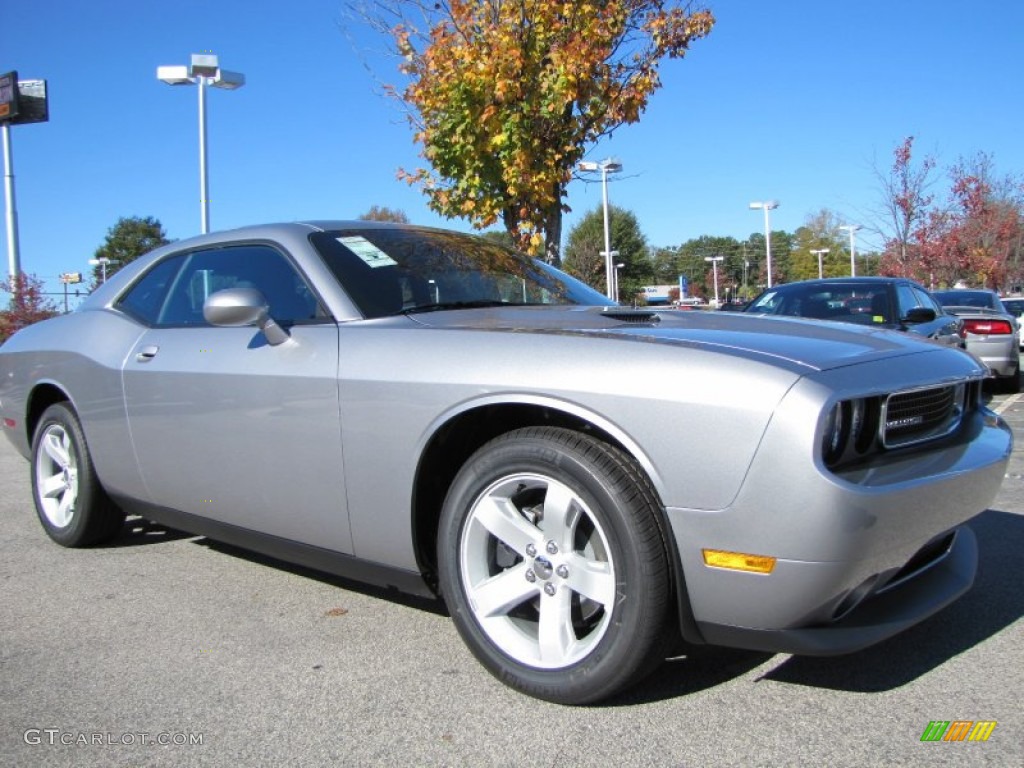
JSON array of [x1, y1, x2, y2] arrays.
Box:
[[881, 384, 965, 448]]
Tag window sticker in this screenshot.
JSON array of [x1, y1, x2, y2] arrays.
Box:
[[337, 236, 398, 268]]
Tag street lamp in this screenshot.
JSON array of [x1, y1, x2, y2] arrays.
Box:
[[705, 255, 724, 308], [88, 257, 119, 284], [157, 53, 245, 234], [810, 248, 829, 279], [749, 200, 779, 287], [579, 158, 623, 300], [599, 250, 623, 302], [839, 224, 862, 276], [613, 260, 625, 304]]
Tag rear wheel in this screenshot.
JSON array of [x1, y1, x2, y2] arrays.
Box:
[[438, 427, 671, 704], [31, 403, 124, 547]]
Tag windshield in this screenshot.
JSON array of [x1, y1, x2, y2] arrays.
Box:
[[932, 290, 999, 310], [311, 227, 610, 319], [745, 282, 896, 325]]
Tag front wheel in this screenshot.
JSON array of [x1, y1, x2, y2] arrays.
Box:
[[438, 427, 671, 704], [31, 402, 124, 547]]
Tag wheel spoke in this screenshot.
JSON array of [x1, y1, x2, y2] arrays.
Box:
[[40, 472, 67, 500], [54, 488, 75, 527], [43, 430, 70, 468], [537, 481, 580, 549], [472, 494, 539, 556], [537, 587, 575, 665], [563, 553, 616, 607], [467, 563, 538, 617]]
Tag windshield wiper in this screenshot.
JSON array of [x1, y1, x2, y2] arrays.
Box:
[[399, 300, 512, 315]]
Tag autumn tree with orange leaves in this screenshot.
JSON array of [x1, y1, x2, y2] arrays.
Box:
[[356, 1, 714, 262]]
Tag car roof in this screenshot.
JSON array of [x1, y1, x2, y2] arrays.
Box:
[[765, 277, 922, 292]]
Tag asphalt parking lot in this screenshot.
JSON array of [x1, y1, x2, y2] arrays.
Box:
[[1, 393, 1022, 768]]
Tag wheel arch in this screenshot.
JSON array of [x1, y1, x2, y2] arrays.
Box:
[[409, 398, 701, 644], [24, 382, 74, 447]]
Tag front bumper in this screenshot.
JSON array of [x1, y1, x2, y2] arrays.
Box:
[[664, 367, 1011, 656], [695, 526, 976, 655]]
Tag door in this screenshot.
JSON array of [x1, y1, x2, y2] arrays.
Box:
[[118, 243, 352, 553]]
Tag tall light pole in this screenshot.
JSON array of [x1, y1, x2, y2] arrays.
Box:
[[613, 259, 625, 304], [157, 54, 245, 234], [579, 158, 623, 300], [705, 255, 724, 307], [839, 224, 862, 276], [749, 200, 779, 287], [88, 257, 119, 284], [2, 72, 51, 286], [810, 248, 829, 279]]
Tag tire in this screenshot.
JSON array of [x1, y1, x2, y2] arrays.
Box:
[[31, 402, 125, 547], [438, 426, 671, 705]]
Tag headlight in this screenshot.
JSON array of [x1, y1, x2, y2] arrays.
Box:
[[822, 401, 847, 466], [822, 397, 881, 468]]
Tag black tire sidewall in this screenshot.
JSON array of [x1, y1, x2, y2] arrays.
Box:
[[30, 403, 117, 547], [438, 428, 669, 705]]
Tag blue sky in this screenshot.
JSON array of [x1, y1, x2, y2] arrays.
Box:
[[3, 0, 1023, 299]]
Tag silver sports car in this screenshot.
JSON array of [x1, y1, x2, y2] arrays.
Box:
[[0, 222, 1012, 704]]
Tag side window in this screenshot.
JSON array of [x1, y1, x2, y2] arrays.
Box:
[[895, 285, 919, 320], [913, 287, 941, 314], [155, 245, 323, 327], [115, 254, 188, 325]]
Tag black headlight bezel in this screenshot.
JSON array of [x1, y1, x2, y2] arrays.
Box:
[[820, 379, 980, 471]]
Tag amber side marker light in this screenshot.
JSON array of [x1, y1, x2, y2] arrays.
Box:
[[702, 549, 777, 574]]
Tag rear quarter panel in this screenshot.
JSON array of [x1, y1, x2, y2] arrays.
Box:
[[0, 310, 150, 500]]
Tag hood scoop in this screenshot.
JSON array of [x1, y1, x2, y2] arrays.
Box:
[[600, 308, 661, 325]]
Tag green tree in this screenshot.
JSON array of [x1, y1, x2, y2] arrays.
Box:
[[668, 235, 745, 300], [357, 1, 714, 262], [790, 209, 847, 281], [91, 216, 171, 287], [358, 205, 409, 223], [563, 205, 649, 301], [479, 230, 516, 249]]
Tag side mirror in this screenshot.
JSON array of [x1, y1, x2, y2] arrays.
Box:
[[203, 287, 290, 346], [904, 307, 936, 324]]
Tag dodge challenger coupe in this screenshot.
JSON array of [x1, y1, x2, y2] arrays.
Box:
[[0, 222, 1012, 704]]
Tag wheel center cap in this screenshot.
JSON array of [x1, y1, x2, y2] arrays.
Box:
[[532, 556, 553, 580]]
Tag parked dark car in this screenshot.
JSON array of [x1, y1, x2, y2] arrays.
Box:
[[744, 277, 964, 348]]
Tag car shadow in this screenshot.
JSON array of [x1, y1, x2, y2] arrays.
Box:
[[606, 508, 1023, 705], [603, 646, 775, 707], [106, 515, 198, 547], [195, 537, 450, 616]]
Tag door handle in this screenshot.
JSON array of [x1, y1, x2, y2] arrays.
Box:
[[135, 345, 160, 362]]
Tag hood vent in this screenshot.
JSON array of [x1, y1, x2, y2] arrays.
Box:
[[601, 309, 661, 324]]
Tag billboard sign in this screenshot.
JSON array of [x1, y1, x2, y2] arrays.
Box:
[[0, 70, 18, 121], [12, 80, 48, 124]]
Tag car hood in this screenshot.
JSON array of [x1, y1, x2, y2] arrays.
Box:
[[402, 305, 969, 373]]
